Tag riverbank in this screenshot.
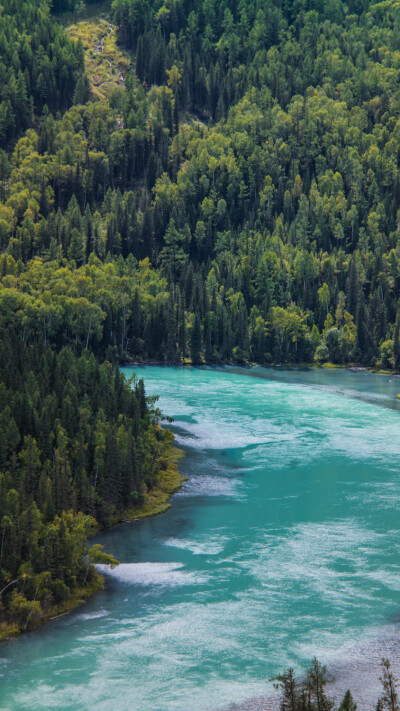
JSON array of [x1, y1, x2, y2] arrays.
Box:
[[124, 358, 400, 379], [0, 445, 185, 644], [109, 446, 186, 525], [0, 572, 104, 644], [2, 366, 400, 709]]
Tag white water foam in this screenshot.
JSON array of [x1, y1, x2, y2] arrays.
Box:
[[307, 383, 392, 405], [163, 533, 229, 556], [228, 520, 387, 616], [74, 609, 109, 621], [177, 473, 244, 498], [163, 382, 400, 474], [96, 561, 208, 586]]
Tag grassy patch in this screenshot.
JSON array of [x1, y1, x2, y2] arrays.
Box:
[[370, 367, 395, 375], [131, 447, 186, 519], [0, 621, 20, 643], [66, 14, 132, 101]]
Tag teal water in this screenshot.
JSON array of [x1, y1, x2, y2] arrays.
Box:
[[1, 366, 400, 710]]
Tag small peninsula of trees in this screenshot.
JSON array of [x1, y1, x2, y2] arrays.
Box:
[[0, 328, 173, 634]]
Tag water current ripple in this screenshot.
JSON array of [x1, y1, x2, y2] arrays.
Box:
[[1, 366, 400, 711]]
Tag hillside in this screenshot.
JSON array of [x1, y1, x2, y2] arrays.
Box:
[[0, 0, 181, 640], [1, 0, 400, 369], [66, 12, 131, 100]]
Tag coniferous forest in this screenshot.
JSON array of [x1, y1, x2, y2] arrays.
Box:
[[2, 0, 400, 368], [2, 0, 400, 678], [0, 317, 173, 632]]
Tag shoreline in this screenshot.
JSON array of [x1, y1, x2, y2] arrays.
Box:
[[0, 574, 104, 644], [108, 446, 186, 525], [2, 371, 399, 707], [0, 445, 185, 645], [2, 367, 398, 649], [122, 359, 400, 377]]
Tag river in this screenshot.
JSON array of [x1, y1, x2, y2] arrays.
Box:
[[1, 366, 400, 710]]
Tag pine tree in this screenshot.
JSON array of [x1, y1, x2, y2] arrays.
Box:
[[338, 690, 357, 711], [378, 659, 399, 711], [85, 206, 93, 261], [274, 667, 299, 711], [306, 658, 333, 711], [166, 293, 176, 361], [346, 257, 361, 318], [190, 313, 202, 364], [68, 228, 84, 266], [178, 291, 187, 360], [393, 307, 400, 371]]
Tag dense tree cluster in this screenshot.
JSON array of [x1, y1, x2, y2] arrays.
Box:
[[112, 0, 369, 120], [1, 0, 400, 366], [0, 254, 171, 359], [0, 0, 84, 147], [0, 307, 172, 632]]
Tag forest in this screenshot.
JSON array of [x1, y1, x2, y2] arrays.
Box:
[[1, 0, 400, 368], [2, 0, 400, 640], [0, 316, 174, 633], [0, 0, 84, 146]]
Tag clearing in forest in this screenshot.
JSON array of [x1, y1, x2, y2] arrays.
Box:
[[66, 14, 132, 101]]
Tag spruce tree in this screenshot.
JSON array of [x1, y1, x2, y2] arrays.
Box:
[[274, 667, 299, 711], [190, 313, 202, 364], [378, 659, 399, 711], [338, 690, 357, 711]]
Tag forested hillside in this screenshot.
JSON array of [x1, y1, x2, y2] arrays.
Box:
[[0, 0, 85, 146], [0, 0, 177, 638], [3, 0, 400, 636], [1, 0, 400, 367]]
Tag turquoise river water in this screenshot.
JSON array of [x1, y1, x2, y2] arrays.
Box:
[[1, 366, 400, 711]]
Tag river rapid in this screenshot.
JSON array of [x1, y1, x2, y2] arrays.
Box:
[[1, 366, 400, 711]]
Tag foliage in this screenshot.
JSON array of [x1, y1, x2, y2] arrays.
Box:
[[0, 326, 172, 631], [338, 690, 357, 711], [3, 0, 400, 640], [378, 658, 400, 711], [1, 0, 400, 365], [0, 0, 84, 147]]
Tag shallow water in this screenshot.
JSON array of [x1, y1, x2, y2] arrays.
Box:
[[1, 366, 400, 711]]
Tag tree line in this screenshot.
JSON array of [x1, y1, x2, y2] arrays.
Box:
[[0, 253, 313, 365]]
